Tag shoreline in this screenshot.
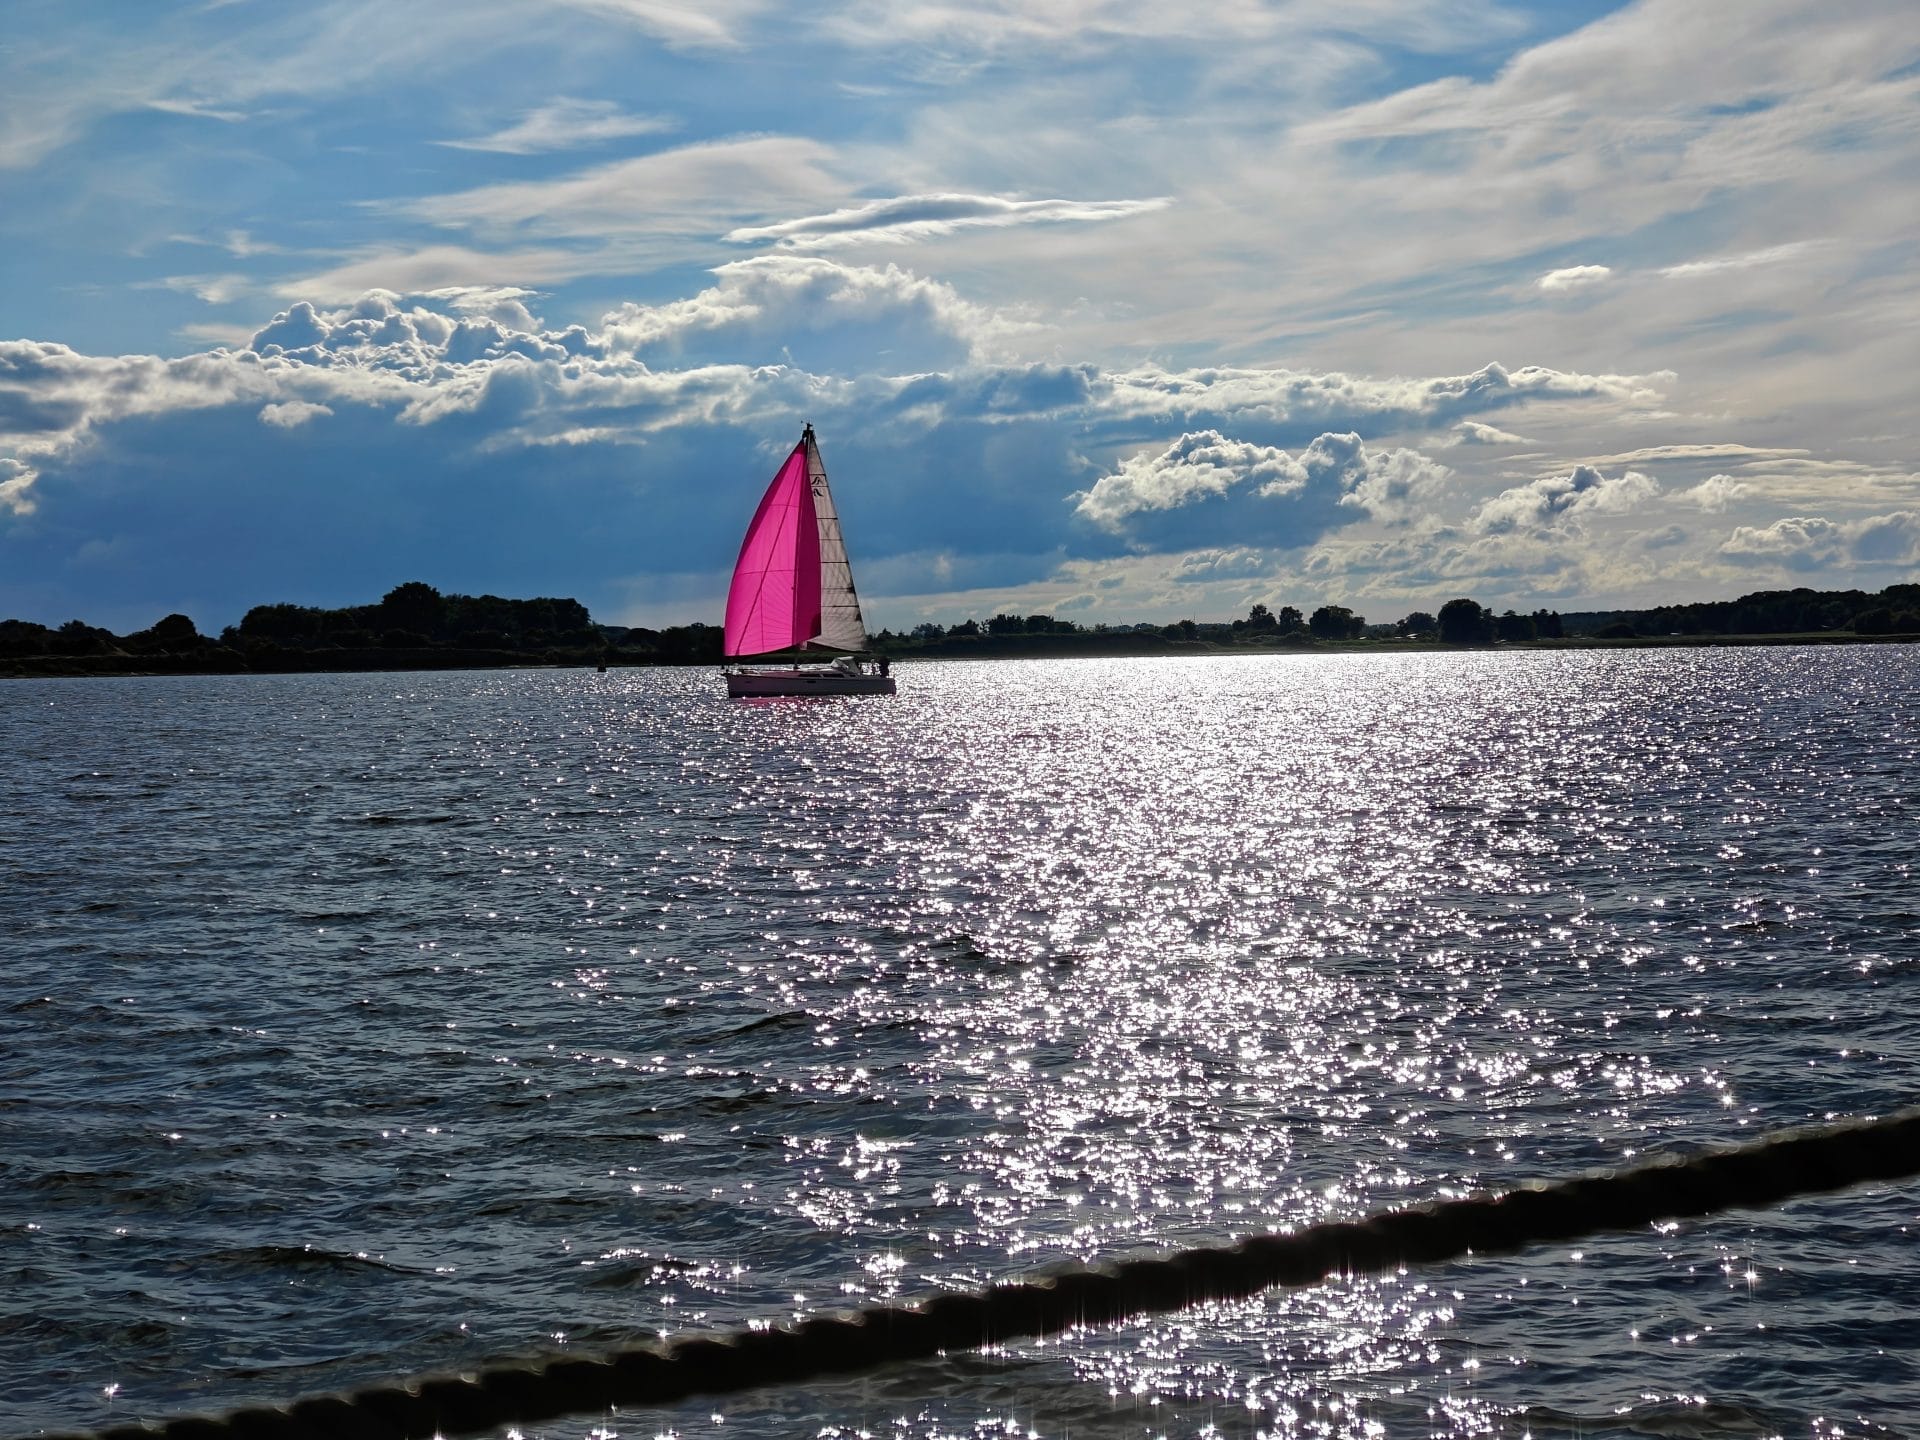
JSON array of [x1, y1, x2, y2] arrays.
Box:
[[5, 629, 1915, 679]]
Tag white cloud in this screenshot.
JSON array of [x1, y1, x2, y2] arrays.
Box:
[[1538, 265, 1611, 293], [1720, 510, 1920, 569], [598, 255, 1003, 363], [258, 401, 333, 428], [439, 98, 674, 155], [402, 135, 841, 241], [1072, 428, 1448, 535], [1074, 431, 1306, 529], [1586, 444, 1807, 467], [144, 96, 249, 122], [1660, 242, 1814, 279], [1450, 420, 1529, 446], [1167, 547, 1276, 582], [1104, 360, 1667, 431], [0, 458, 37, 516], [726, 193, 1171, 249], [1474, 464, 1660, 533], [1318, 432, 1452, 522], [1672, 474, 1749, 511], [541, 0, 770, 49], [158, 274, 250, 305], [819, 0, 1527, 59], [282, 245, 597, 303]]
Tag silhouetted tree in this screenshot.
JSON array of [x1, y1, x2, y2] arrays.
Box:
[[1436, 598, 1493, 644], [1309, 605, 1364, 639], [1276, 605, 1305, 633], [56, 620, 117, 655], [1496, 610, 1536, 642], [1532, 609, 1564, 639], [1246, 603, 1278, 632], [124, 613, 204, 654], [0, 619, 53, 656], [1399, 611, 1437, 637], [379, 582, 446, 636], [987, 613, 1026, 634]]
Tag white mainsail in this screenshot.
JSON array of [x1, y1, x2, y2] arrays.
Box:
[[804, 430, 871, 652]]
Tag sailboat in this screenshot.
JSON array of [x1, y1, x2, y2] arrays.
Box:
[[722, 424, 897, 697]]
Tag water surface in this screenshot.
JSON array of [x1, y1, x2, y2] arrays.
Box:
[[3, 648, 1917, 1438]]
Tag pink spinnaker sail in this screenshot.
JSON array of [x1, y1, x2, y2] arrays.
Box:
[[723, 441, 822, 657]]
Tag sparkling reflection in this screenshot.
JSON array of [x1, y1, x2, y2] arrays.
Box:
[[0, 650, 1915, 1438]]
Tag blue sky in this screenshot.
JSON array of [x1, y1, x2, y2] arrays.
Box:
[[2, 0, 1916, 633]]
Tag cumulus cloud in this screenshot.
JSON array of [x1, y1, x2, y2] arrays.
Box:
[[1538, 265, 1611, 293], [1673, 473, 1748, 511], [1721, 511, 1920, 569], [597, 256, 1000, 366], [1451, 420, 1530, 445], [0, 263, 1711, 629], [439, 98, 673, 154], [1074, 431, 1305, 529], [1474, 464, 1660, 533], [1316, 431, 1452, 522], [726, 193, 1172, 248], [1167, 547, 1276, 582], [258, 400, 333, 428], [1072, 429, 1448, 543], [1104, 360, 1666, 435]]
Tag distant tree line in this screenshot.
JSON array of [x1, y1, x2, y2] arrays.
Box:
[[0, 582, 723, 673], [4, 580, 1917, 676], [1560, 584, 1920, 640], [875, 584, 1917, 654]]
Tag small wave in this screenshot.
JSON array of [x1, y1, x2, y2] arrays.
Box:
[[201, 1245, 420, 1276], [1519, 1396, 1786, 1438], [699, 1008, 810, 1042], [337, 813, 460, 827]]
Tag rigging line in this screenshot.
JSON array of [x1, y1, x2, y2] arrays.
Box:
[[37, 1105, 1920, 1440]]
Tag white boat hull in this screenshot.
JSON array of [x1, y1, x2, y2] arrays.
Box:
[[727, 668, 896, 697]]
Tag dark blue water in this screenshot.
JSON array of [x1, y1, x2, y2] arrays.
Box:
[[3, 648, 1917, 1439]]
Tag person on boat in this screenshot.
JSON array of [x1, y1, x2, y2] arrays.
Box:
[[878, 657, 890, 677]]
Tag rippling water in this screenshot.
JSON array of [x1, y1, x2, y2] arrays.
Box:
[[4, 648, 1918, 1439]]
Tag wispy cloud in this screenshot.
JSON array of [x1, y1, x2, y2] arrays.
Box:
[[1660, 242, 1815, 279], [439, 98, 674, 154], [400, 136, 843, 241], [145, 96, 249, 122], [726, 193, 1172, 248], [541, 0, 771, 50]]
